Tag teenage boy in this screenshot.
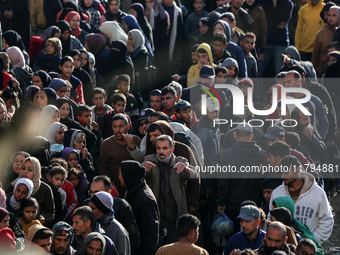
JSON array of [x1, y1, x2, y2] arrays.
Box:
[[91, 87, 113, 124], [240, 32, 258, 78]]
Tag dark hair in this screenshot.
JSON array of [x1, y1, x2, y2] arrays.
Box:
[[149, 89, 161, 97], [76, 105, 91, 117], [177, 214, 200, 238], [289, 65, 306, 75], [92, 175, 111, 191], [69, 49, 81, 58], [197, 48, 208, 54], [60, 56, 74, 66], [286, 70, 301, 79], [243, 32, 256, 41], [161, 85, 176, 97], [32, 228, 54, 243], [20, 197, 39, 212], [116, 74, 130, 85], [110, 93, 126, 105], [92, 87, 106, 98], [267, 141, 291, 158], [148, 123, 163, 134], [150, 111, 168, 121], [49, 158, 68, 170], [68, 167, 82, 178], [112, 113, 129, 126], [212, 32, 227, 45], [296, 239, 317, 252], [1, 88, 18, 100], [215, 66, 228, 74], [73, 206, 96, 230], [108, 0, 120, 4], [327, 41, 340, 50], [285, 132, 300, 149], [47, 164, 67, 178], [220, 12, 235, 22], [271, 207, 293, 226]]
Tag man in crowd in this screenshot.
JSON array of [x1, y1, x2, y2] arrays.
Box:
[[51, 222, 76, 255]]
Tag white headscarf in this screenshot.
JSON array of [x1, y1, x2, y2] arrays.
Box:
[[39, 104, 59, 135], [44, 122, 67, 144], [99, 21, 128, 44], [10, 178, 34, 210], [129, 29, 146, 52]]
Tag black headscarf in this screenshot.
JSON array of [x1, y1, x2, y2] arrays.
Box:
[[23, 85, 40, 106], [59, 1, 86, 21], [34, 70, 52, 87], [78, 49, 90, 74], [56, 21, 72, 56], [41, 87, 58, 106], [2, 30, 26, 51]]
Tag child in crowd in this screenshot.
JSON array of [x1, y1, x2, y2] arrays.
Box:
[[222, 57, 239, 85], [91, 87, 112, 124], [33, 38, 62, 73], [214, 66, 228, 85], [19, 197, 42, 235], [115, 74, 139, 120], [240, 32, 258, 78], [184, 0, 209, 42]]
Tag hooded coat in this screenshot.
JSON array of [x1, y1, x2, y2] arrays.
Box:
[[273, 196, 324, 255], [121, 160, 159, 255], [51, 221, 76, 255], [187, 43, 217, 87], [24, 225, 52, 252], [269, 171, 334, 242], [80, 232, 106, 255]]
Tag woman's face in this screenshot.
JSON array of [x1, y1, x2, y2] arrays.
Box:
[[13, 154, 26, 174], [14, 183, 29, 202], [80, 52, 88, 67], [33, 90, 48, 108], [2, 38, 9, 50], [51, 111, 60, 123], [55, 127, 65, 144], [60, 61, 74, 78], [72, 55, 81, 69], [61, 30, 71, 41], [46, 42, 56, 55], [32, 75, 43, 88], [59, 102, 70, 119], [109, 0, 120, 14], [57, 86, 68, 98], [127, 34, 134, 53], [20, 160, 35, 180], [145, 0, 155, 8], [74, 136, 85, 149], [84, 0, 93, 7], [70, 15, 80, 30], [89, 58, 94, 69], [129, 9, 138, 19]]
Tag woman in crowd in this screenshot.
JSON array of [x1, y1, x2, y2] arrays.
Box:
[[64, 11, 88, 45]]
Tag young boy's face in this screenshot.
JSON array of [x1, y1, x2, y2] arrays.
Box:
[[241, 37, 256, 53], [22, 206, 38, 224], [227, 66, 236, 78], [216, 0, 227, 7], [92, 93, 106, 108], [327, 47, 337, 54], [117, 81, 130, 95], [69, 173, 80, 188], [113, 100, 126, 113], [212, 40, 225, 56], [193, 0, 205, 12], [207, 110, 219, 121], [215, 71, 228, 84], [48, 174, 65, 189], [199, 24, 209, 35], [77, 111, 92, 126], [197, 51, 209, 65]]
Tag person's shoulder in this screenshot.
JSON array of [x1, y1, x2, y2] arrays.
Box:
[[101, 135, 115, 145]]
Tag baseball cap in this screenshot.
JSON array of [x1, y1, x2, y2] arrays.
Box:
[[235, 123, 253, 134], [280, 155, 302, 169], [199, 65, 215, 78], [237, 205, 260, 221], [175, 100, 191, 112], [206, 97, 220, 112], [137, 108, 155, 121], [264, 125, 285, 140]]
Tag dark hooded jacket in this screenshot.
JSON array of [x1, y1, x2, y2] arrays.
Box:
[[145, 121, 200, 209], [51, 222, 76, 255], [121, 160, 159, 255], [80, 232, 106, 255]]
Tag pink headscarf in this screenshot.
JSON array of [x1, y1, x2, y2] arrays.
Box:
[[65, 11, 82, 39], [6, 46, 25, 70]]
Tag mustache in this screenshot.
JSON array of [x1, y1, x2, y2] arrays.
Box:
[[159, 153, 166, 157]]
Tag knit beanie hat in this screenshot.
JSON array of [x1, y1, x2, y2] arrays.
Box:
[[90, 191, 113, 215], [0, 208, 9, 222]]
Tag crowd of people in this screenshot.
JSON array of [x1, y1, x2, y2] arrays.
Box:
[[0, 0, 339, 254]]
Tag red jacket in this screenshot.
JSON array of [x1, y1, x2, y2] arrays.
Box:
[[61, 180, 78, 217]]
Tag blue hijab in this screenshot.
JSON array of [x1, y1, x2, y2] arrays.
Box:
[[122, 15, 154, 59]]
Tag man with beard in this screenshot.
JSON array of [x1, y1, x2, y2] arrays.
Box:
[[256, 222, 292, 255], [224, 205, 265, 255], [98, 113, 141, 197], [312, 6, 340, 76], [143, 135, 198, 244], [290, 107, 326, 162], [284, 71, 329, 141], [269, 156, 333, 242], [51, 222, 76, 255]]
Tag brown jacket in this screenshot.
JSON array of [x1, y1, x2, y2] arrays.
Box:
[[312, 25, 336, 76]]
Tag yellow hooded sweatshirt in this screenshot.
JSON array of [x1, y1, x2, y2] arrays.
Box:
[[295, 0, 325, 53], [187, 43, 217, 88]]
